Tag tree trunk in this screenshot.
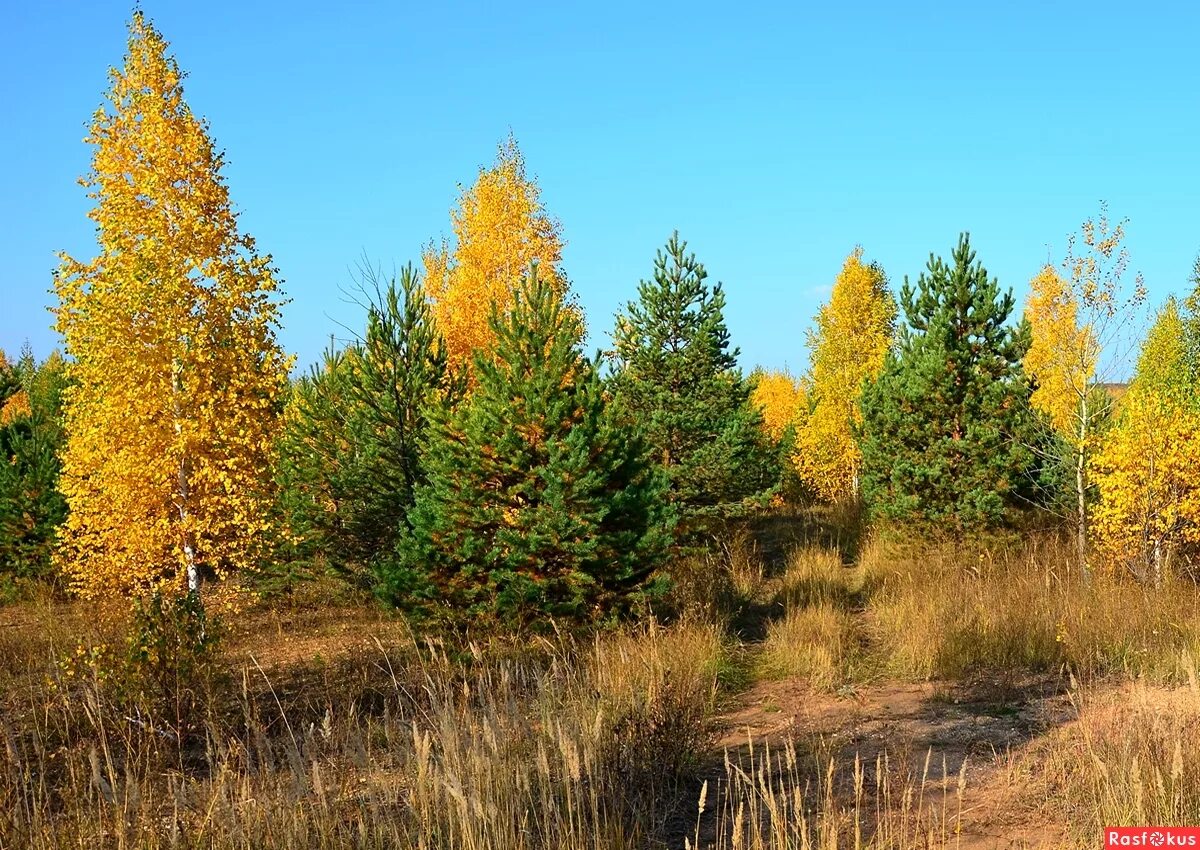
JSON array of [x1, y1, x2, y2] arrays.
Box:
[[173, 356, 199, 593], [1075, 395, 1090, 582]]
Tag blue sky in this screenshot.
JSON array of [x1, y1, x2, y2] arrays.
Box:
[[3, 1, 1198, 374]]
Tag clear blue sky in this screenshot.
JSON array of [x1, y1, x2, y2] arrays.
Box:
[[3, 1, 1198, 374]]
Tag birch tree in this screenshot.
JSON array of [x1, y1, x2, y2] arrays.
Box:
[[54, 12, 289, 596]]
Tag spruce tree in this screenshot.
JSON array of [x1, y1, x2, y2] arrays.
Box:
[[275, 265, 460, 588], [859, 234, 1037, 531], [383, 265, 672, 624], [609, 233, 775, 526]]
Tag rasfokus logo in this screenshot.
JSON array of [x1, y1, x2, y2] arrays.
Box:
[[1106, 828, 1200, 847]]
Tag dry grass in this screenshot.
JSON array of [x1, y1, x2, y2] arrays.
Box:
[[9, 514, 1200, 847], [689, 738, 964, 850], [0, 606, 731, 849], [758, 602, 858, 690], [776, 546, 857, 610], [859, 534, 1200, 682], [1039, 659, 1200, 835], [757, 546, 862, 690]]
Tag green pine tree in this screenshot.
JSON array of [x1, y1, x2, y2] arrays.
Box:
[[0, 347, 69, 587], [859, 234, 1038, 532], [383, 264, 672, 624], [274, 264, 460, 590], [609, 232, 776, 528]]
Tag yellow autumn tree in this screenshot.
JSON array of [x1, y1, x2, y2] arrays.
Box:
[[793, 248, 895, 502], [53, 12, 289, 597], [0, 391, 31, 426], [1092, 300, 1200, 585], [1024, 265, 1097, 434], [423, 137, 571, 378], [750, 369, 805, 442], [1022, 206, 1146, 573], [0, 351, 30, 426]]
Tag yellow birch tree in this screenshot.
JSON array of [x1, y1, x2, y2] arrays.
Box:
[[53, 12, 290, 597], [750, 369, 805, 442], [1092, 299, 1200, 585], [793, 249, 895, 502], [1022, 205, 1146, 574], [423, 137, 571, 378], [1024, 265, 1096, 435]]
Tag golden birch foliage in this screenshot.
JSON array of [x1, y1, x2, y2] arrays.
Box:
[[53, 12, 289, 597], [1131, 299, 1188, 404], [1023, 265, 1098, 437], [1091, 394, 1200, 577], [422, 137, 570, 377], [0, 391, 31, 426], [750, 370, 804, 442], [794, 249, 895, 502], [1092, 301, 1200, 577]]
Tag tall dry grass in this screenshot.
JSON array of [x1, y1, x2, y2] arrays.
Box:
[[758, 547, 863, 690], [0, 609, 731, 849], [1041, 656, 1200, 836], [859, 534, 1200, 682], [689, 738, 964, 850], [9, 514, 1200, 847]]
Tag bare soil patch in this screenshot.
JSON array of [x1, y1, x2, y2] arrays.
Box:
[[702, 674, 1080, 848]]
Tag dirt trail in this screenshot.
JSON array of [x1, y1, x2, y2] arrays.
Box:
[[706, 674, 1076, 848]]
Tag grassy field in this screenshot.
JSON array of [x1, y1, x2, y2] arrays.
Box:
[[2, 508, 1200, 848]]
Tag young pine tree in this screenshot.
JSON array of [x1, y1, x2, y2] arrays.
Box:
[[275, 265, 460, 589], [859, 235, 1038, 532], [53, 13, 289, 596], [609, 233, 776, 526], [0, 348, 69, 584], [383, 264, 672, 624]]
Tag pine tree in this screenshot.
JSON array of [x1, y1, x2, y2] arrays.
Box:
[[275, 265, 460, 588], [859, 234, 1037, 532], [53, 12, 289, 596], [383, 264, 671, 624], [0, 348, 69, 584], [609, 233, 775, 525]]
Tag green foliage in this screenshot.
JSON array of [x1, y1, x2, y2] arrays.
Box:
[[383, 264, 673, 625], [126, 589, 223, 739], [1185, 262, 1200, 397], [609, 232, 776, 528], [859, 234, 1040, 532], [1021, 403, 1094, 520], [0, 347, 69, 587], [272, 265, 460, 592]]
